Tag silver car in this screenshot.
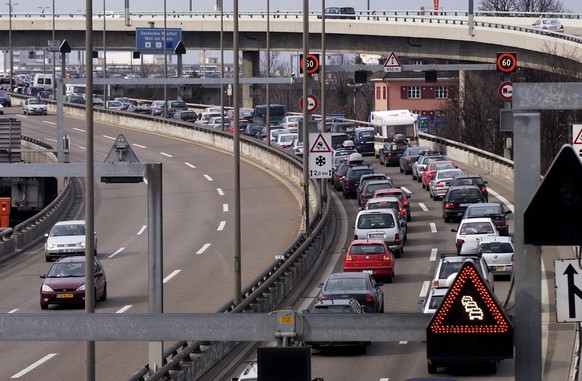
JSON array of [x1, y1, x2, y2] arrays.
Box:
[[44, 220, 97, 262], [531, 17, 564, 33], [429, 168, 464, 200], [478, 236, 514, 277]]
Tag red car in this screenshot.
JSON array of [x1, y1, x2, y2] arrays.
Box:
[[421, 160, 456, 190], [343, 239, 395, 283], [373, 188, 412, 222]]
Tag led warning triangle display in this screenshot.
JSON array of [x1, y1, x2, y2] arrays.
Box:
[[428, 260, 511, 334], [384, 52, 401, 67]]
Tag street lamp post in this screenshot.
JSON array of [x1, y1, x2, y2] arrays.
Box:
[[52, 0, 56, 98], [7, 0, 18, 92], [347, 83, 363, 119], [103, 0, 107, 100]]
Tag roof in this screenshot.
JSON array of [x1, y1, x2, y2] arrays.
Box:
[[478, 235, 513, 244], [54, 220, 86, 226], [349, 238, 387, 245]]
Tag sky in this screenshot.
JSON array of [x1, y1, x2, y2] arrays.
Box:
[[11, 0, 582, 14]]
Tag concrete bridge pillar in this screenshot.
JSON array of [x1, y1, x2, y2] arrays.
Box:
[[242, 51, 260, 109]]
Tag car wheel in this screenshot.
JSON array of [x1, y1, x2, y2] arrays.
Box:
[[40, 299, 48, 310], [444, 215, 451, 223], [379, 301, 384, 313], [386, 273, 393, 283], [45, 255, 51, 262], [407, 214, 411, 222], [384, 159, 389, 167], [412, 172, 417, 180], [399, 166, 404, 173], [427, 360, 438, 374], [100, 283, 108, 301]]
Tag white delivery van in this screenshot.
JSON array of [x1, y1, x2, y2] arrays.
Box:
[[33, 74, 53, 90]]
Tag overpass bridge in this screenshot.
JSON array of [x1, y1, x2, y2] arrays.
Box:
[[1, 11, 582, 72]]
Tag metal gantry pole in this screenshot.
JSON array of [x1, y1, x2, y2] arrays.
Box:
[[233, 0, 242, 305], [102, 0, 107, 100], [302, 0, 309, 232], [163, 0, 168, 119], [52, 0, 56, 99], [321, 0, 327, 201], [266, 0, 271, 134], [84, 1, 96, 379]]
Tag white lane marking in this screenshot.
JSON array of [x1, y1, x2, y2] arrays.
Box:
[[184, 162, 196, 169], [204, 174, 213, 181], [116, 305, 132, 313], [160, 152, 173, 158], [102, 135, 116, 140], [429, 223, 437, 233], [419, 281, 430, 298], [400, 186, 412, 194], [42, 121, 56, 125], [429, 248, 438, 261], [418, 202, 429, 212], [108, 247, 125, 259], [218, 221, 226, 231], [137, 225, 147, 235], [45, 138, 57, 143], [196, 243, 211, 255], [216, 188, 224, 196], [163, 270, 181, 283], [379, 378, 390, 381], [223, 203, 229, 212], [78, 146, 86, 150], [8, 309, 18, 313], [488, 188, 514, 210], [72, 127, 85, 133], [11, 353, 58, 379], [133, 143, 146, 149], [399, 341, 408, 344]]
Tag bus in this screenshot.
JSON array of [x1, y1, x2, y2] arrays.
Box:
[[253, 104, 286, 126], [369, 109, 418, 157]]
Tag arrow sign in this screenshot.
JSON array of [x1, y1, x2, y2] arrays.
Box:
[[555, 259, 582, 322]]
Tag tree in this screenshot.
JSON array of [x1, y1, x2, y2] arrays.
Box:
[[478, 0, 566, 13]]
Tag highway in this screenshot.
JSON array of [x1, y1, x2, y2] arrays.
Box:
[[221, 143, 575, 380], [0, 106, 302, 380]]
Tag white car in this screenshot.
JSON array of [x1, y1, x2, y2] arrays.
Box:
[[431, 253, 495, 291], [428, 168, 464, 200], [478, 235, 515, 277], [272, 133, 298, 149], [421, 286, 448, 314], [234, 361, 257, 381], [278, 115, 302, 133], [23, 98, 48, 115], [44, 220, 97, 262], [353, 208, 405, 257], [452, 217, 498, 254]]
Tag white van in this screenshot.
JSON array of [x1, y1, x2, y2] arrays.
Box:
[[65, 84, 86, 99], [33, 74, 53, 90]]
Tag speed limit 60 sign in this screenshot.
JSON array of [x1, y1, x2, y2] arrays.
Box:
[[497, 52, 517, 73], [300, 54, 320, 74]]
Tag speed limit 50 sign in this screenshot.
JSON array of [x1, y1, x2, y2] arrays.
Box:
[[496, 52, 517, 73]]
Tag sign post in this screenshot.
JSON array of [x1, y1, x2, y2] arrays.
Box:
[[308, 133, 332, 179]]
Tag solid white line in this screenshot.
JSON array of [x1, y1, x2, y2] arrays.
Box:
[[160, 152, 173, 158], [400, 186, 411, 194], [108, 247, 125, 259], [42, 121, 56, 125], [429, 248, 438, 262], [137, 225, 147, 235], [45, 138, 57, 143], [488, 188, 514, 210], [163, 270, 181, 283], [8, 309, 18, 313], [204, 174, 213, 181], [116, 305, 132, 314], [216, 188, 224, 196], [418, 202, 429, 212], [102, 135, 116, 140], [78, 146, 86, 151], [399, 341, 408, 344], [11, 353, 58, 379], [419, 281, 430, 298], [223, 203, 229, 212], [133, 143, 146, 149], [196, 243, 211, 255], [72, 127, 85, 132], [429, 222, 437, 233], [217, 221, 226, 231], [184, 162, 196, 169]]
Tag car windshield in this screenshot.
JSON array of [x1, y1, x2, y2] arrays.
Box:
[[51, 224, 85, 236], [48, 262, 85, 277], [29, 99, 42, 104], [325, 278, 367, 291], [357, 213, 395, 229]]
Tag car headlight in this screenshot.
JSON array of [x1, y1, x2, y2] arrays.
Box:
[[46, 242, 56, 250], [42, 284, 54, 292], [80, 241, 86, 249], [77, 284, 86, 291]]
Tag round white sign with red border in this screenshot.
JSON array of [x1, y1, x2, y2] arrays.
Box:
[[498, 81, 513, 102], [299, 94, 318, 113]]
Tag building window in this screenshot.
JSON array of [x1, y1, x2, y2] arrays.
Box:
[[407, 86, 420, 99], [382, 87, 387, 99], [435, 86, 448, 99], [376, 87, 381, 99]]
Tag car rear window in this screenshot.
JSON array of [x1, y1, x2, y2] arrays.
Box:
[[480, 242, 513, 253], [357, 213, 395, 229], [450, 189, 482, 200], [467, 206, 502, 217], [350, 244, 386, 254], [366, 182, 395, 194], [349, 169, 372, 179]]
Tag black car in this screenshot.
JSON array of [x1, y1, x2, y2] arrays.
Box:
[[462, 202, 512, 236], [353, 127, 375, 156], [379, 141, 410, 167], [358, 179, 396, 207], [67, 95, 86, 105], [318, 6, 357, 19], [173, 110, 198, 122], [442, 185, 486, 223], [342, 166, 373, 199], [317, 272, 384, 313], [450, 173, 489, 202], [399, 146, 432, 174], [0, 91, 12, 107]]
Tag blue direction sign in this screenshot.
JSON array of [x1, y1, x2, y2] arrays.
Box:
[[136, 28, 182, 53]]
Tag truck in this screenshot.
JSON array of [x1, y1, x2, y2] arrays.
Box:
[[369, 109, 418, 157]]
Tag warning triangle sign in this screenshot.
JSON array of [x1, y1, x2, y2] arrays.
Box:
[[384, 52, 401, 67], [428, 260, 511, 334], [310, 133, 331, 153], [524, 144, 582, 245], [574, 127, 582, 144]]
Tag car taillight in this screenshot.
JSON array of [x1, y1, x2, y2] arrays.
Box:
[[395, 234, 400, 245], [344, 179, 350, 187], [481, 186, 487, 193], [406, 158, 412, 163], [400, 210, 405, 218], [382, 255, 391, 262], [444, 202, 454, 209], [319, 294, 327, 300], [456, 238, 465, 244], [362, 195, 367, 203], [365, 295, 375, 303], [511, 254, 515, 263], [436, 182, 444, 188], [402, 199, 409, 206], [433, 280, 440, 287], [345, 254, 353, 261]]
